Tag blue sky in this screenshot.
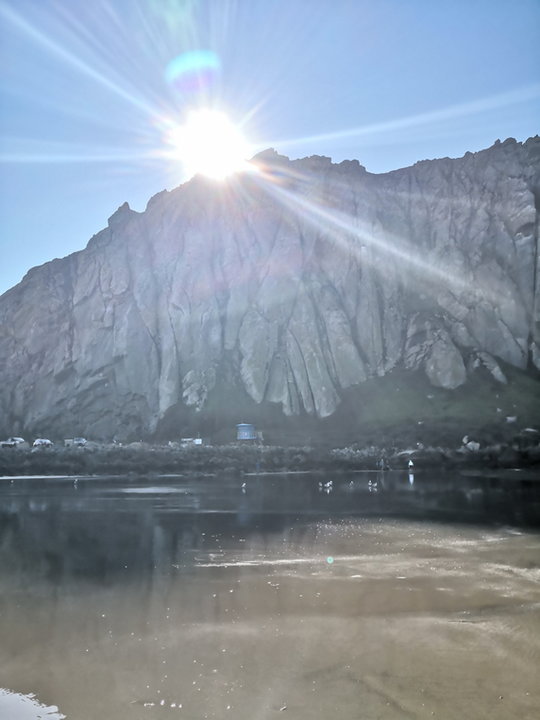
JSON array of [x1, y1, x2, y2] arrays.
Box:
[[1, 0, 539, 295]]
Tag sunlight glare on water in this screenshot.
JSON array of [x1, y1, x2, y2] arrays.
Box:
[[0, 688, 65, 720]]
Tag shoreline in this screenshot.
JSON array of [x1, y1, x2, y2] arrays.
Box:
[[0, 445, 538, 480]]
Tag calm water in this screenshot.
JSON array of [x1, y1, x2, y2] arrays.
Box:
[[0, 470, 539, 719]]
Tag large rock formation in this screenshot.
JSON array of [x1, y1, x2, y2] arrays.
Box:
[[0, 137, 539, 441]]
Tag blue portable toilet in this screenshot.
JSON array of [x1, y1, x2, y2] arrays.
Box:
[[236, 423, 256, 440]]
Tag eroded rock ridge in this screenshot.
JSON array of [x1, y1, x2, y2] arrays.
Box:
[[1, 137, 539, 439]]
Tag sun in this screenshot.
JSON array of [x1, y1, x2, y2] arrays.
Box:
[[168, 109, 253, 180]]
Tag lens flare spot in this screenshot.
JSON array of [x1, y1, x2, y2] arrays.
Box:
[[326, 556, 334, 564], [165, 50, 220, 94]]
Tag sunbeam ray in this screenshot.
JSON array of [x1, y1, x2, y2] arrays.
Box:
[[0, 2, 160, 118], [252, 167, 470, 296], [269, 84, 540, 151], [248, 158, 521, 320], [0, 151, 162, 164], [0, 135, 173, 165]]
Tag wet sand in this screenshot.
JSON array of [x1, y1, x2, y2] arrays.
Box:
[[1, 515, 539, 719]]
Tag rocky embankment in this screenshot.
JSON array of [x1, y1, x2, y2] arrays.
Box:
[[0, 432, 538, 478]]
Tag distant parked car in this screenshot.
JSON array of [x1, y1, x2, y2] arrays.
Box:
[[33, 438, 53, 448], [0, 436, 26, 448], [64, 437, 87, 447]]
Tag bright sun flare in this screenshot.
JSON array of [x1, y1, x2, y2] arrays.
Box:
[[169, 109, 253, 180]]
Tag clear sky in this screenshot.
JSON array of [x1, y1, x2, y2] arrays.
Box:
[[1, 0, 539, 296]]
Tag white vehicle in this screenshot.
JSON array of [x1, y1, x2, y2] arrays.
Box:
[[33, 438, 53, 448], [73, 437, 87, 446], [0, 436, 26, 448]]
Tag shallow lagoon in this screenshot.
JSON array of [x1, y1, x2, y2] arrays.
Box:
[[1, 471, 539, 719]]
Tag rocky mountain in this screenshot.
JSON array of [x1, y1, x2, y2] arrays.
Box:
[[1, 137, 539, 443]]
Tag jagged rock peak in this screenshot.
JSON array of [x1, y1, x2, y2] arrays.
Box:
[[107, 201, 137, 227], [252, 147, 290, 163], [252, 148, 366, 174]]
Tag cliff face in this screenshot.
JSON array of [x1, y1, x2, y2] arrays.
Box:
[[1, 137, 539, 440]]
